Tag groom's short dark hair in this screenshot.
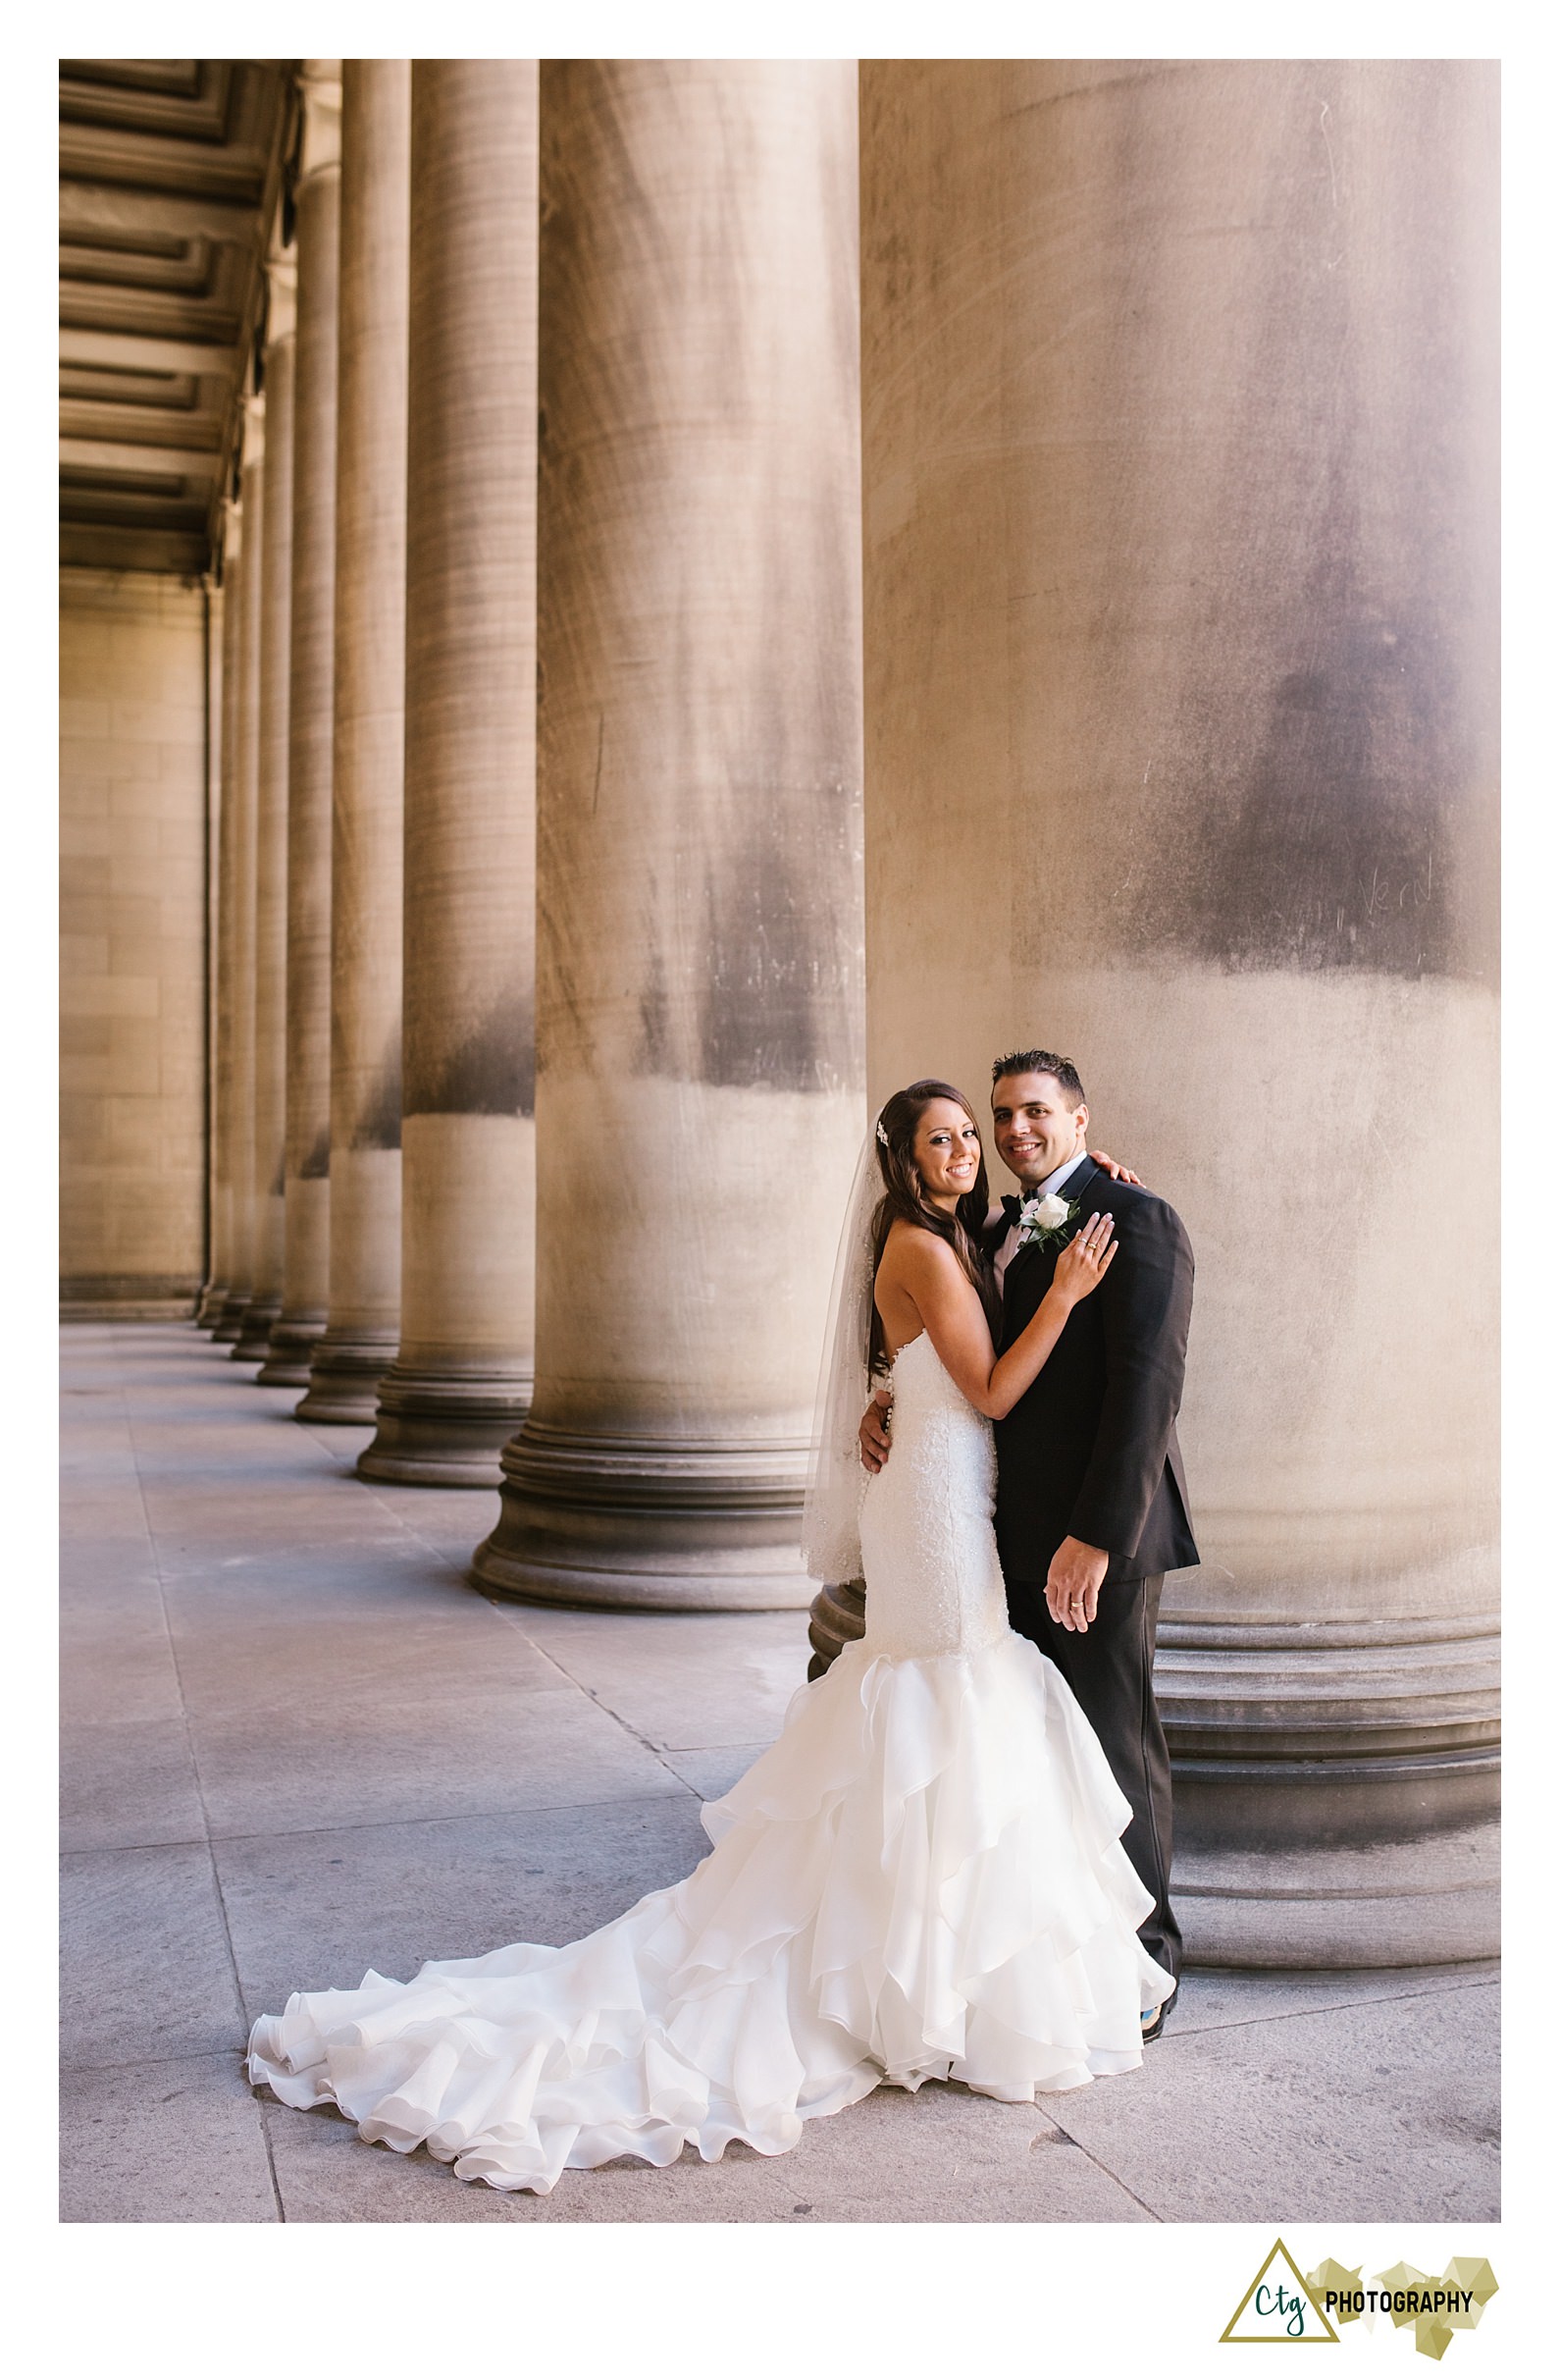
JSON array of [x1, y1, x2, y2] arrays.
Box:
[[991, 1048, 1087, 1108]]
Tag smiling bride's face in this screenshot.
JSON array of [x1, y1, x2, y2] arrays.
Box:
[[910, 1098, 985, 1210]]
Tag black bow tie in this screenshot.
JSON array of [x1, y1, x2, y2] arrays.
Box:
[[1001, 1194, 1022, 1224]]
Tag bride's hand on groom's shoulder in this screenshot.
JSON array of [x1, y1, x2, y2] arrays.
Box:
[[1089, 1147, 1143, 1186], [858, 1392, 893, 1473]]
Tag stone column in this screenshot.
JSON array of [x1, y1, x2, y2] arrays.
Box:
[[195, 569, 224, 1323], [214, 402, 264, 1341], [263, 68, 341, 1386], [852, 61, 1498, 1962], [357, 61, 538, 1485], [199, 498, 242, 1328], [471, 62, 865, 1607], [234, 259, 295, 1361], [299, 60, 411, 1424]]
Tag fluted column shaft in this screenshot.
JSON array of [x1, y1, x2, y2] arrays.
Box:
[[300, 60, 411, 1423], [358, 61, 538, 1485], [265, 73, 341, 1385], [200, 502, 243, 1327], [853, 61, 1498, 1961], [215, 418, 264, 1340], [234, 298, 295, 1361], [472, 62, 865, 1607]]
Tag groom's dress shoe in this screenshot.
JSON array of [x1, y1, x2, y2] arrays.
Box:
[[1139, 1984, 1178, 2043]]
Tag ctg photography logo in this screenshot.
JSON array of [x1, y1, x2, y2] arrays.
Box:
[[1220, 2239, 1499, 2353], [1221, 2240, 1338, 2342]]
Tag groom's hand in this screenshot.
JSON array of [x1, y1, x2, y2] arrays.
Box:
[[1046, 1536, 1109, 1630], [858, 1393, 893, 1473]]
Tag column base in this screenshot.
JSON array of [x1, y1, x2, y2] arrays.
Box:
[[196, 1283, 228, 1327], [294, 1326, 398, 1423], [211, 1289, 250, 1343], [806, 1579, 865, 1677], [256, 1312, 326, 1387], [1152, 1611, 1501, 1963], [232, 1297, 281, 1362], [1173, 1814, 1499, 1967], [470, 1418, 815, 1611], [356, 1362, 533, 1487]]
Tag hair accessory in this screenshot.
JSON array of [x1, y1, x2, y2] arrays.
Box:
[[875, 1120, 889, 1146]]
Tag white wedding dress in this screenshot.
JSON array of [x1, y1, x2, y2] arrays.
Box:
[[247, 1331, 1174, 2194]]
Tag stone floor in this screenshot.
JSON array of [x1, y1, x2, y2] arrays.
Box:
[[60, 1323, 1500, 2225]]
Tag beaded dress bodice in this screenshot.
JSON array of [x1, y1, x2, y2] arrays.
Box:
[[858, 1331, 1011, 1661]]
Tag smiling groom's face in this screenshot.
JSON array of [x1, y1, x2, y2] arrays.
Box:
[[990, 1072, 1089, 1190]]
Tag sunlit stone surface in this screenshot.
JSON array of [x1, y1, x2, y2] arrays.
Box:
[[215, 409, 265, 1343], [234, 262, 294, 1363], [357, 61, 540, 1486], [473, 62, 865, 1609], [298, 60, 412, 1427], [851, 59, 1498, 1961], [265, 67, 341, 1388]]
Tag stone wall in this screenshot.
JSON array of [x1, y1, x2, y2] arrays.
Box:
[[60, 568, 212, 1313]]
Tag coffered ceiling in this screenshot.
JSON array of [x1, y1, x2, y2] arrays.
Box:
[[60, 59, 293, 577]]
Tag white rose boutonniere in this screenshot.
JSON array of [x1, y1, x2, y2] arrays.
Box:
[[1015, 1190, 1080, 1250]]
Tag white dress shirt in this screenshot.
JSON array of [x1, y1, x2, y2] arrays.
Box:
[[992, 1148, 1091, 1295]]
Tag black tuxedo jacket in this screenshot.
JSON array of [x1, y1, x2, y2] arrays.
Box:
[[992, 1157, 1200, 1589]]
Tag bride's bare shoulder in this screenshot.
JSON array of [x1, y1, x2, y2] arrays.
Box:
[[879, 1218, 962, 1276]]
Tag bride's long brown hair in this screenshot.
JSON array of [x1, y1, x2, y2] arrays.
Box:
[[868, 1080, 1002, 1378]]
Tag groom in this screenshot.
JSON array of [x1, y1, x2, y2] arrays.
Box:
[[861, 1047, 1198, 2030]]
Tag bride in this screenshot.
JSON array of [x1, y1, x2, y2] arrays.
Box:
[[247, 1079, 1176, 2195]]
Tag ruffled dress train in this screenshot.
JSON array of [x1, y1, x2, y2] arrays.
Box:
[[247, 1335, 1173, 2194]]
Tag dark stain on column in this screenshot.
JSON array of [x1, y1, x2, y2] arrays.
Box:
[[1031, 62, 1497, 993], [636, 939, 672, 1080], [300, 1127, 331, 1181], [695, 786, 864, 1097], [1215, 613, 1485, 984], [404, 987, 536, 1119], [1120, 378, 1496, 988], [537, 62, 863, 1107], [691, 502, 865, 1095], [349, 1034, 403, 1151]]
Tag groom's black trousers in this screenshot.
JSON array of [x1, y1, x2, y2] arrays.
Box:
[[1007, 1572, 1182, 1985]]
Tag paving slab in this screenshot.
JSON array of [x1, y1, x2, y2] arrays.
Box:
[[60, 1699, 207, 1855], [503, 1606, 812, 1749], [349, 1475, 503, 1566], [137, 1492, 412, 1560], [1034, 1978, 1500, 2223], [60, 2052, 278, 2224], [59, 1489, 154, 1536], [162, 1584, 568, 1704], [184, 1660, 688, 1840], [216, 1793, 714, 2018], [58, 1439, 146, 1519], [151, 1537, 467, 1605], [660, 1741, 777, 1799], [60, 1555, 168, 1641], [59, 1457, 143, 1505], [291, 1422, 377, 1462], [57, 1554, 167, 1634], [261, 2070, 1158, 2225], [1171, 1959, 1502, 2033], [263, 2096, 528, 2222], [61, 1841, 246, 2065]]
